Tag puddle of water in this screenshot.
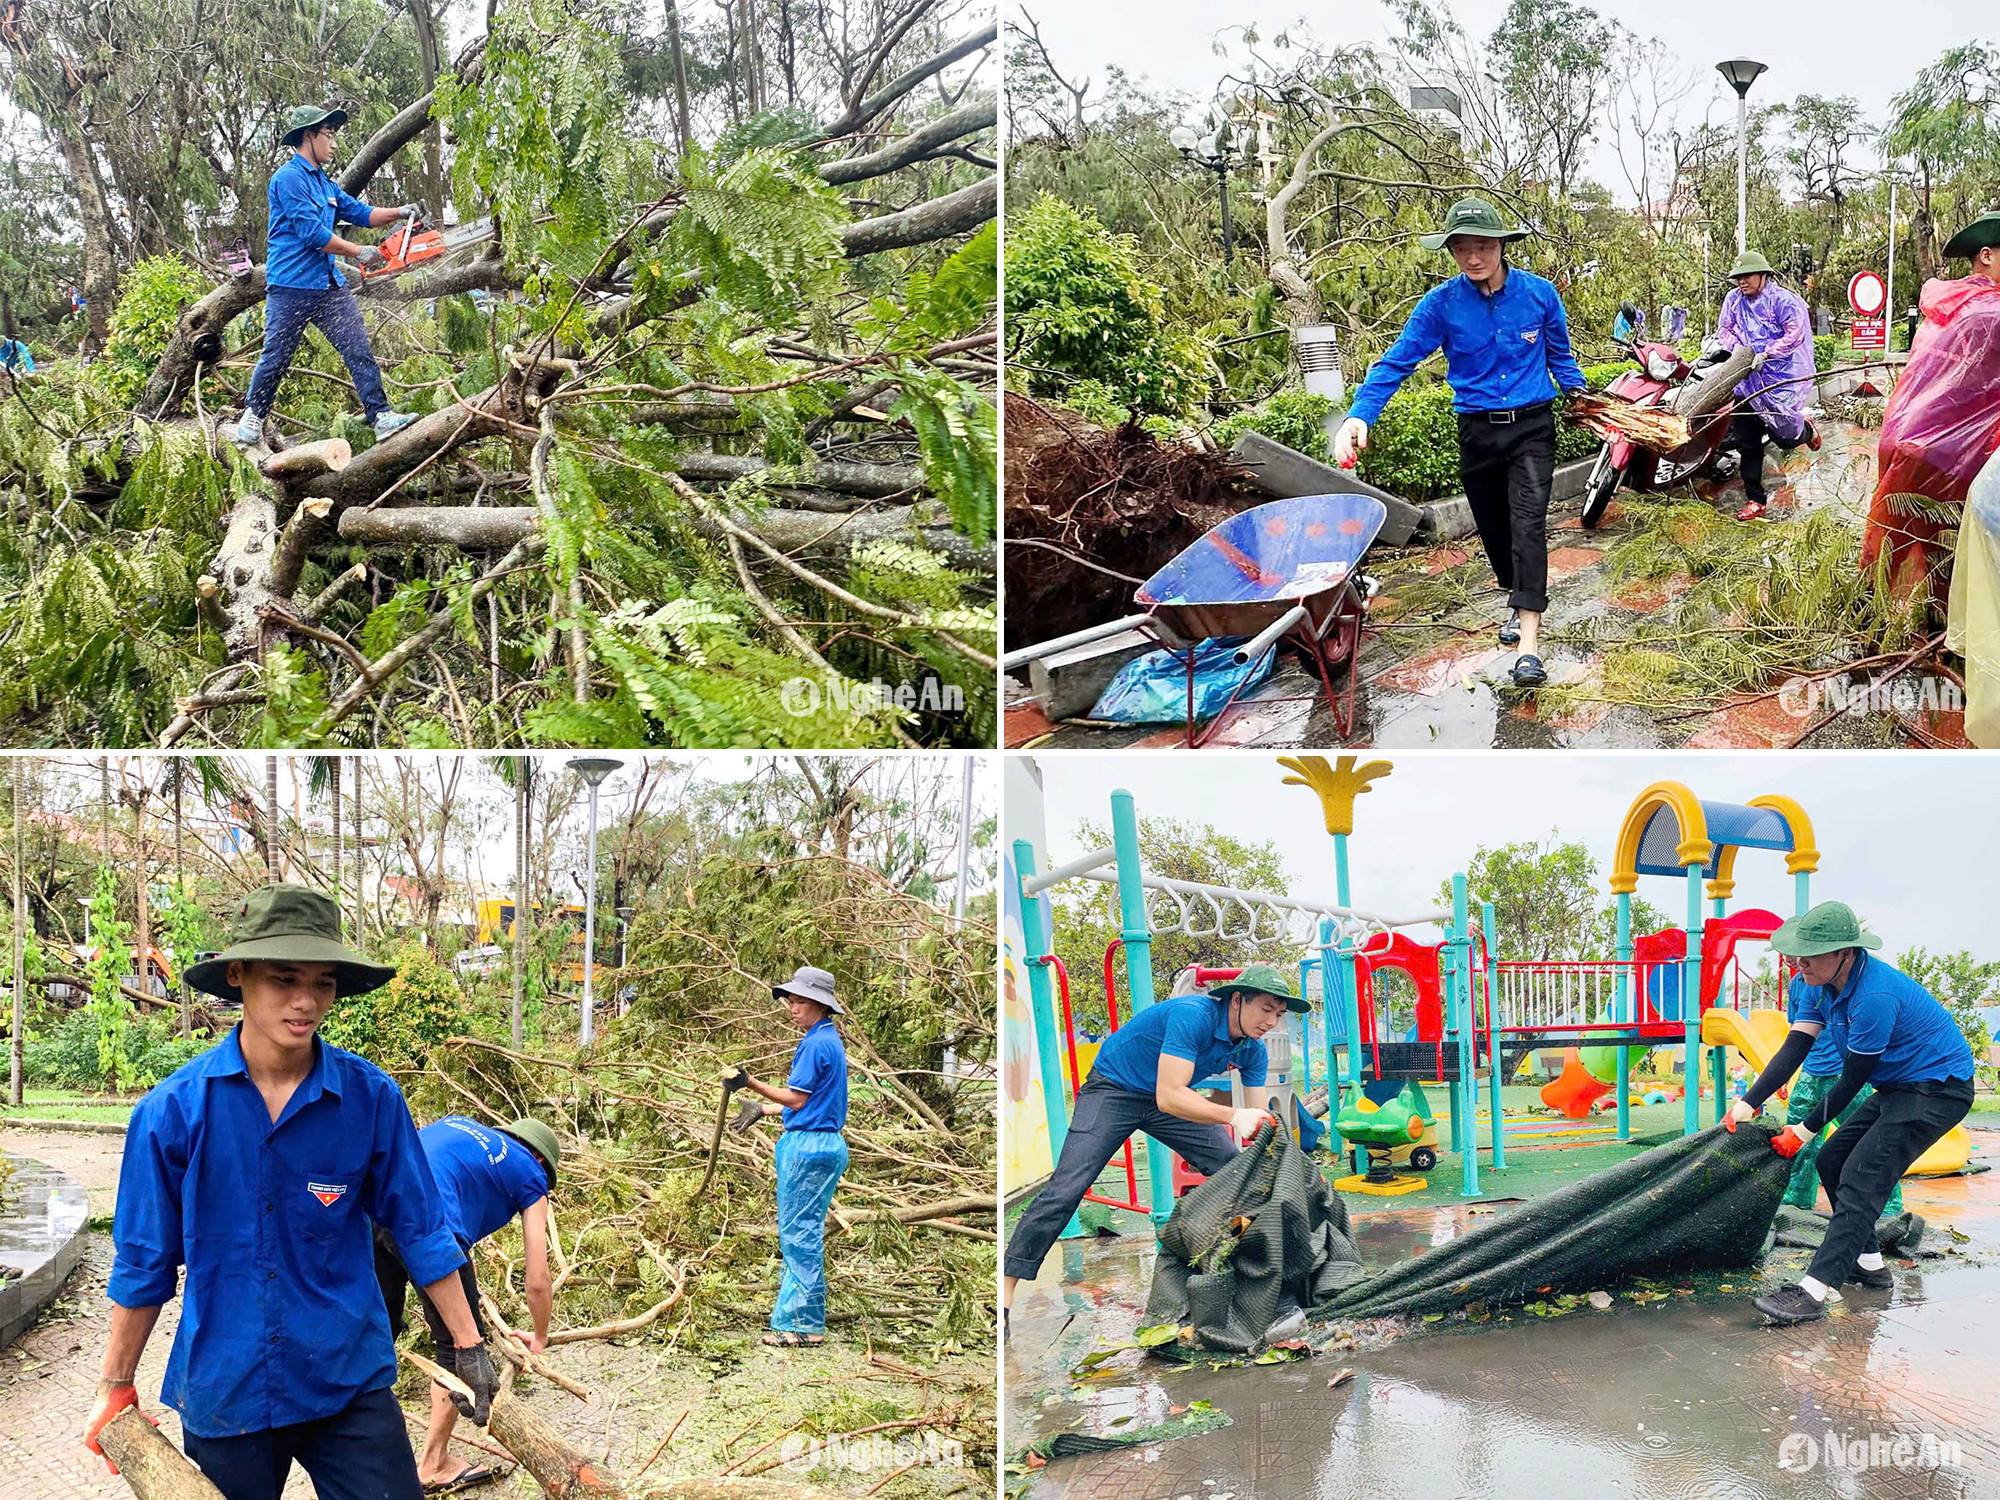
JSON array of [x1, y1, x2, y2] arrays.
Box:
[[0, 1154, 90, 1347]]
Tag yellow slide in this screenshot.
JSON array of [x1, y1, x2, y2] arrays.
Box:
[[1701, 1008, 1972, 1177]]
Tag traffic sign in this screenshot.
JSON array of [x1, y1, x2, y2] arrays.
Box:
[[1848, 271, 1887, 317], [1851, 316, 1886, 350]]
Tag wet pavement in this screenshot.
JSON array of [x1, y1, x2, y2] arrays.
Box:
[[1007, 1133, 2000, 1498], [0, 1156, 89, 1349], [1006, 419, 1972, 752]]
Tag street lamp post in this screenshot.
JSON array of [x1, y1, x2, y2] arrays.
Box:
[[1170, 120, 1245, 267], [567, 757, 622, 1046], [1716, 59, 1767, 256]]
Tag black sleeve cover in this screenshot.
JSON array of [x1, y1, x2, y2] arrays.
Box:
[[1802, 1049, 1880, 1135], [1743, 1028, 1815, 1112]]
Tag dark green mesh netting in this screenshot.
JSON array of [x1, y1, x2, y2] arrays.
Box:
[[1145, 1121, 1796, 1351]]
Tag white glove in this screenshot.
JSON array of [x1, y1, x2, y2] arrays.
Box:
[[1333, 417, 1369, 468], [1726, 1098, 1757, 1126], [1229, 1107, 1276, 1143], [1749, 350, 1769, 370]]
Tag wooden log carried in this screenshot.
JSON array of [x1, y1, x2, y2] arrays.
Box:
[[95, 1408, 227, 1500]]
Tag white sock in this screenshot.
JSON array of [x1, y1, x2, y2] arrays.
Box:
[[1857, 1251, 1885, 1271], [1799, 1275, 1829, 1302]]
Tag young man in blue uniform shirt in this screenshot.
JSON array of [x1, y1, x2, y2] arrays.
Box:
[[83, 885, 497, 1500], [1726, 902, 1975, 1325], [377, 1114, 559, 1493], [1333, 197, 1588, 688], [235, 104, 420, 448], [728, 965, 852, 1347], [1000, 965, 1298, 1326], [1777, 971, 1902, 1218]]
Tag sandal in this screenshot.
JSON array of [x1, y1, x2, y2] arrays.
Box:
[[1736, 500, 1767, 521], [1497, 610, 1522, 647], [1509, 653, 1547, 689], [423, 1465, 500, 1495], [761, 1331, 825, 1347]]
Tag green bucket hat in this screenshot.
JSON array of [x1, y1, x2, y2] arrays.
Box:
[[1943, 211, 2000, 260], [281, 103, 349, 147], [1208, 963, 1307, 1014], [501, 1118, 562, 1189], [1728, 250, 1777, 279], [1770, 900, 1883, 959], [184, 883, 396, 1001], [1421, 197, 1531, 251]]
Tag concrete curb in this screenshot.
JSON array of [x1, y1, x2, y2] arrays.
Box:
[[1, 1116, 128, 1136], [1420, 456, 1598, 542], [0, 1156, 90, 1347]]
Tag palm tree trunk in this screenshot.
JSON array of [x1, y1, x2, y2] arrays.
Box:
[[10, 763, 26, 1106], [173, 769, 187, 1038], [513, 757, 529, 1050], [331, 758, 343, 929], [265, 756, 279, 882], [133, 769, 151, 1004]]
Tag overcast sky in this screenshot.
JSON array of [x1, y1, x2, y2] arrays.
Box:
[[1019, 752, 1999, 956], [1017, 0, 1990, 205]]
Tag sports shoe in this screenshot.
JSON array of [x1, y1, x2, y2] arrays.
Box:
[[234, 410, 263, 445], [373, 410, 418, 439], [1847, 1261, 1895, 1291], [1498, 610, 1522, 646], [1753, 1284, 1826, 1325]]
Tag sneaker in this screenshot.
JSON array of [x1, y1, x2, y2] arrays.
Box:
[[1847, 1261, 1895, 1291], [1509, 653, 1546, 689], [234, 410, 263, 445], [1753, 1284, 1826, 1325], [1498, 610, 1522, 646], [373, 410, 418, 438]]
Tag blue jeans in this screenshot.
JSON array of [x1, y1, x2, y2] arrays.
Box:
[[182, 1384, 420, 1500], [772, 1129, 848, 1334], [244, 285, 388, 422]]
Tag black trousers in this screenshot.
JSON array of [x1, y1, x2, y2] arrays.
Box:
[[1806, 1076, 1973, 1287], [183, 1384, 420, 1500], [373, 1223, 484, 1355], [1003, 1075, 1240, 1281], [1729, 412, 1812, 503], [1457, 403, 1556, 614]]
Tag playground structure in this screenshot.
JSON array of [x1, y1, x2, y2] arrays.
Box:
[[1009, 763, 1974, 1239]]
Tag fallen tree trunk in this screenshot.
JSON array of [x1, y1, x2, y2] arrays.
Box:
[[839, 178, 995, 258], [666, 453, 922, 498], [339, 506, 539, 548], [259, 438, 352, 482], [818, 96, 995, 186], [96, 1409, 227, 1500]]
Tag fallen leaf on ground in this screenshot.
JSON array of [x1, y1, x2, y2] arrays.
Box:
[[1328, 1368, 1356, 1388]]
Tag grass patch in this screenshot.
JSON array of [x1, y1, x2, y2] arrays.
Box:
[[0, 1090, 135, 1124]]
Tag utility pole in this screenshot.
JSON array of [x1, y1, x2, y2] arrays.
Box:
[[1716, 59, 1767, 255], [11, 762, 26, 1107]]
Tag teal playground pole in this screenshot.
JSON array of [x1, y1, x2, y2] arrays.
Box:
[[1615, 891, 1632, 1142], [1684, 863, 1704, 1136], [1795, 870, 1811, 916], [1333, 847, 1366, 1177], [1453, 873, 1479, 1196], [1110, 791, 1174, 1222], [1481, 899, 1504, 1172], [1013, 841, 1082, 1242]]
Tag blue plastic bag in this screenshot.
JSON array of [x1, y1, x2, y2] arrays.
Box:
[[1089, 638, 1274, 724]]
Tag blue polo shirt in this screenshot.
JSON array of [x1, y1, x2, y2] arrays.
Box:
[[1346, 266, 1587, 425], [783, 1017, 849, 1131], [1790, 974, 1845, 1075], [1789, 951, 1974, 1087], [420, 1116, 551, 1246], [266, 154, 376, 290], [109, 1027, 464, 1439], [1087, 994, 1269, 1095]]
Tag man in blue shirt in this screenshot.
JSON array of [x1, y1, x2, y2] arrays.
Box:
[[376, 1115, 558, 1493], [235, 104, 420, 448], [82, 885, 497, 1500], [1001, 965, 1297, 1327], [1333, 197, 1587, 688], [726, 965, 852, 1346], [0, 337, 32, 377], [1777, 972, 1901, 1217], [1725, 902, 1974, 1325]]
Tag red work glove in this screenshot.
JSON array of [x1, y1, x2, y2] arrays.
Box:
[[84, 1382, 157, 1475], [1771, 1125, 1811, 1159]]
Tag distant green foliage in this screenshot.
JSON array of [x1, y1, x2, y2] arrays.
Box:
[[1005, 195, 1208, 416], [1212, 390, 1337, 462], [86, 865, 135, 1089], [24, 1011, 211, 1091], [101, 256, 212, 407], [1814, 334, 1837, 371], [318, 940, 466, 1071]]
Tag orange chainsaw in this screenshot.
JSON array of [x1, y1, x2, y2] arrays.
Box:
[[358, 213, 496, 280]]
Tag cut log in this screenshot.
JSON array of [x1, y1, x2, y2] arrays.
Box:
[[259, 439, 352, 483], [668, 453, 921, 498], [96, 1409, 227, 1500], [339, 506, 540, 548], [690, 503, 993, 575]]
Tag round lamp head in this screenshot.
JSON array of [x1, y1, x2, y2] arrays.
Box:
[[1715, 58, 1767, 96], [567, 757, 623, 788], [1169, 125, 1197, 153]]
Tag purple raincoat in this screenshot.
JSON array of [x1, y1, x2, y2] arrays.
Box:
[[1717, 281, 1814, 442]]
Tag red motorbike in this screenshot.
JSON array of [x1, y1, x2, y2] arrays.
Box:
[[1580, 306, 1752, 529]]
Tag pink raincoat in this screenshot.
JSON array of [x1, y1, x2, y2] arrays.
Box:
[[1716, 280, 1814, 442], [1863, 274, 2000, 602]]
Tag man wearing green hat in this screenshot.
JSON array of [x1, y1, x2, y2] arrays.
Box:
[[1723, 901, 1974, 1326], [376, 1114, 559, 1492], [1716, 250, 1820, 522], [235, 104, 421, 448], [85, 885, 496, 1500], [1333, 197, 1587, 688], [1000, 964, 1297, 1324], [1863, 209, 2000, 602]]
